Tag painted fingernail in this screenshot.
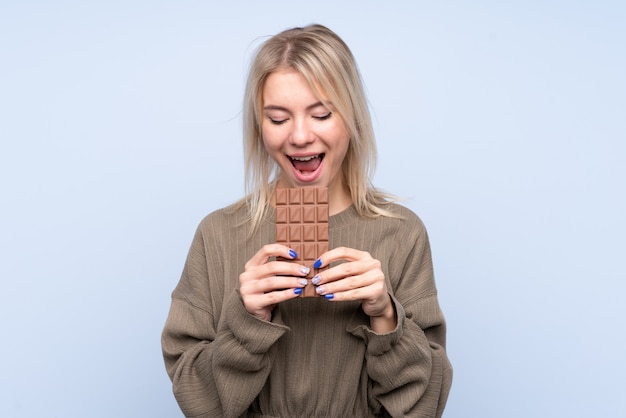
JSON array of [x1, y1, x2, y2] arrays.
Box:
[[294, 287, 303, 295], [298, 279, 308, 286], [289, 249, 298, 259], [313, 259, 322, 269], [324, 293, 334, 300], [316, 286, 325, 294], [301, 267, 310, 275], [312, 275, 321, 285]]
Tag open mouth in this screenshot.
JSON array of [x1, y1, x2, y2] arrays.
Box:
[[289, 153, 325, 173]]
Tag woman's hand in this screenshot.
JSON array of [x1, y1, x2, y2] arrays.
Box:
[[239, 244, 310, 322], [312, 247, 397, 333]]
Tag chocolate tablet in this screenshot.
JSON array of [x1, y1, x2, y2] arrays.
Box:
[[276, 187, 329, 297]]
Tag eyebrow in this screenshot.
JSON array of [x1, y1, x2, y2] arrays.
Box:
[[263, 101, 329, 112]]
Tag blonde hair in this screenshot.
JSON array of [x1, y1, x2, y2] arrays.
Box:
[[238, 24, 396, 235]]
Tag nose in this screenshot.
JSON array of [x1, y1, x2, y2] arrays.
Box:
[[289, 118, 315, 147]]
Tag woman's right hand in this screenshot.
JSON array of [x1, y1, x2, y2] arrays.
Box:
[[239, 244, 310, 321]]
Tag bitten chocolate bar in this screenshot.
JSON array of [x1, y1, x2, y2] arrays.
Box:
[[276, 187, 329, 297]]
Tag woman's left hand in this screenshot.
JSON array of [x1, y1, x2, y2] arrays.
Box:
[[313, 247, 397, 332]]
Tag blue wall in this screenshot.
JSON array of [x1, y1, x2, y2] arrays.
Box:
[[1, 1, 624, 417]]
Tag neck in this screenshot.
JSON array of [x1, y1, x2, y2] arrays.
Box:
[[327, 180, 352, 215]]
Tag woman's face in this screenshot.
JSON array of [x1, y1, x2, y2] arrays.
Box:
[[261, 69, 350, 203]]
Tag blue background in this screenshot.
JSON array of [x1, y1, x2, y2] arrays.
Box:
[[1, 1, 624, 417]]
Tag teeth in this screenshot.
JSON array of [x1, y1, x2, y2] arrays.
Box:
[[290, 155, 318, 162]]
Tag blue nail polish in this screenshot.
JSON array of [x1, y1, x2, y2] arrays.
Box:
[[289, 249, 298, 259], [313, 259, 322, 269], [294, 287, 303, 295], [324, 293, 334, 300], [312, 275, 321, 285]]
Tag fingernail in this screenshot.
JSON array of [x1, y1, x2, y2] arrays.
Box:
[[313, 259, 322, 269], [289, 249, 298, 259], [324, 293, 334, 300], [312, 275, 321, 285], [294, 287, 303, 295], [316, 286, 325, 294], [298, 279, 308, 286], [300, 267, 310, 275]]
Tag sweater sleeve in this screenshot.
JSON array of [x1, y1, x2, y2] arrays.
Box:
[[161, 220, 288, 418], [212, 290, 289, 418], [348, 218, 452, 418]]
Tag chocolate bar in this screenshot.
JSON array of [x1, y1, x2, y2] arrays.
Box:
[[276, 187, 329, 297]]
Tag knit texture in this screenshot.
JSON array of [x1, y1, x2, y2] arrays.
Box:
[[162, 203, 452, 417]]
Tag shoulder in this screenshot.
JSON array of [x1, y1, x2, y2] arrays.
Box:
[[336, 202, 427, 233], [379, 202, 428, 235], [371, 203, 431, 250], [194, 201, 248, 239], [387, 202, 424, 223], [337, 202, 429, 246]]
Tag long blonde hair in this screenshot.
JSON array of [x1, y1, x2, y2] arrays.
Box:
[[238, 24, 396, 235]]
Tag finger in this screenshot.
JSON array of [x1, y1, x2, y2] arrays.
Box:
[[245, 244, 299, 269], [316, 276, 387, 302], [244, 287, 307, 311], [261, 261, 311, 278], [313, 257, 381, 285], [240, 275, 309, 296], [240, 262, 311, 286], [315, 268, 382, 295], [312, 246, 372, 269]]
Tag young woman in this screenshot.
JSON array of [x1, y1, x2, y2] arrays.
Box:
[[162, 24, 452, 417]]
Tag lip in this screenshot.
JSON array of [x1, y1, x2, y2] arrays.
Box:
[[286, 153, 325, 184]]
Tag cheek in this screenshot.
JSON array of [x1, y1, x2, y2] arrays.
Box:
[[262, 139, 280, 159], [261, 125, 280, 151], [332, 130, 351, 155], [335, 136, 351, 168], [325, 121, 350, 144]]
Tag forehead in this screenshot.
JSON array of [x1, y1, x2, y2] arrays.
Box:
[[262, 69, 328, 104]]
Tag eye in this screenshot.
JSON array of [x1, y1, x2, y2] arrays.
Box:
[[268, 116, 288, 125], [313, 112, 332, 121]]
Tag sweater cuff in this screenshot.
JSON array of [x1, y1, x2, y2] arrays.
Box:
[[222, 289, 289, 354], [347, 294, 405, 355]]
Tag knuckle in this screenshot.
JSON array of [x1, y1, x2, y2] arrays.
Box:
[[334, 246, 350, 257], [260, 245, 273, 258], [342, 263, 356, 276], [239, 280, 254, 295], [264, 291, 282, 305], [365, 258, 380, 270], [256, 244, 275, 259], [265, 243, 280, 253], [373, 280, 385, 293], [346, 276, 359, 289]]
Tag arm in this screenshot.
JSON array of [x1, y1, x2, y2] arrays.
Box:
[[161, 225, 225, 417], [348, 223, 452, 418], [312, 216, 450, 418], [160, 223, 279, 418], [212, 290, 290, 418], [161, 220, 310, 418]]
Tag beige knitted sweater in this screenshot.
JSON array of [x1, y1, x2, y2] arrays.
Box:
[[162, 202, 452, 417]]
